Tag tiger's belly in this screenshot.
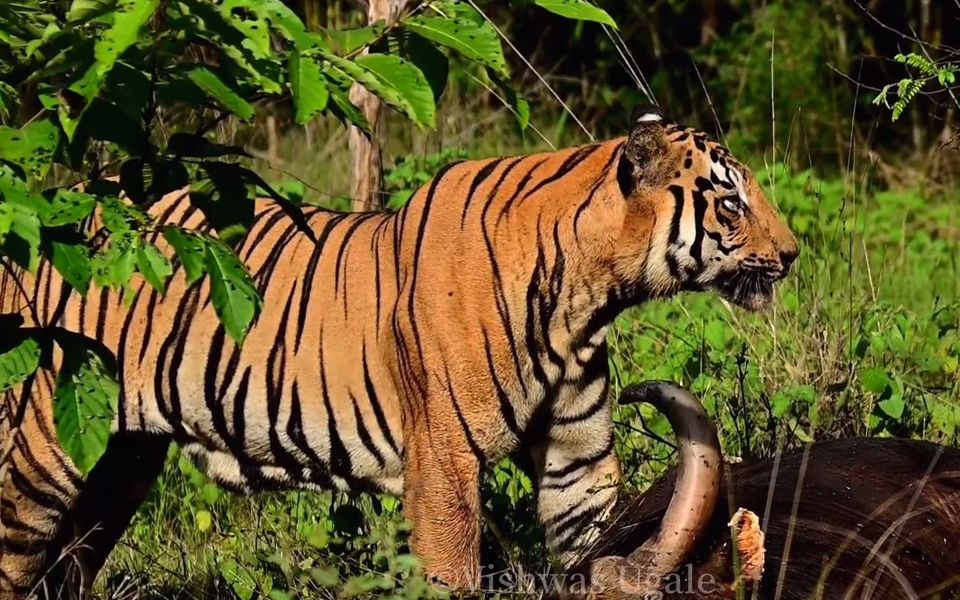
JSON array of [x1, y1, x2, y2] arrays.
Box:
[[178, 438, 404, 497]]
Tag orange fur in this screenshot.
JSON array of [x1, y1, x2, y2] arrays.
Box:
[[0, 113, 797, 597]]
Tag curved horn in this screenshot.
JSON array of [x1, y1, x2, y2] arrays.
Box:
[[571, 381, 722, 598]]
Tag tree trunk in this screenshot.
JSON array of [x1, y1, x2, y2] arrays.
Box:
[[348, 0, 407, 211]]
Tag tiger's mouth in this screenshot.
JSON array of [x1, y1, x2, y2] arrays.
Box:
[[712, 269, 780, 311]]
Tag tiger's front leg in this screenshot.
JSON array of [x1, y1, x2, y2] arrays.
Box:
[[402, 407, 482, 589], [535, 376, 621, 569]]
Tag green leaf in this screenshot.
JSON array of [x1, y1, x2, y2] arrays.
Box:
[[187, 68, 255, 121], [0, 200, 42, 272], [534, 0, 617, 28], [43, 190, 96, 227], [91, 234, 137, 289], [204, 239, 261, 344], [327, 53, 435, 128], [0, 335, 41, 393], [323, 22, 386, 54], [93, 0, 159, 79], [403, 16, 507, 76], [771, 391, 792, 418], [878, 393, 905, 420], [54, 337, 119, 475], [136, 243, 172, 293], [0, 81, 20, 122], [289, 50, 330, 125], [50, 240, 92, 295], [326, 84, 370, 132], [67, 0, 115, 23], [860, 367, 891, 395], [162, 227, 206, 285], [196, 509, 213, 532], [0, 120, 59, 179], [397, 32, 449, 102], [220, 559, 257, 600]]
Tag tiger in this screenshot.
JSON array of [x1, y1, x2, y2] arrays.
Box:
[[0, 106, 798, 598]]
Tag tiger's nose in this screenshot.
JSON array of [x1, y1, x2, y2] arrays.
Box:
[[779, 248, 798, 272]]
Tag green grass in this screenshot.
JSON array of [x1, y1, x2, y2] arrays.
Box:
[[95, 109, 960, 599]]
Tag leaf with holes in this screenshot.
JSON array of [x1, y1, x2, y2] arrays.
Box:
[[205, 239, 261, 344], [0, 120, 59, 179], [42, 189, 96, 227], [91, 234, 137, 290], [0, 201, 42, 273], [163, 227, 206, 285], [50, 240, 92, 295], [0, 335, 41, 394], [54, 337, 119, 474], [93, 0, 158, 78], [534, 0, 617, 28], [136, 243, 172, 293], [403, 16, 506, 76]]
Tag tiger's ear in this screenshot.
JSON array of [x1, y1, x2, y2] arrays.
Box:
[[618, 105, 668, 197]]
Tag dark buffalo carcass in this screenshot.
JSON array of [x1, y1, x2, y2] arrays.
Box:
[[571, 382, 960, 599]]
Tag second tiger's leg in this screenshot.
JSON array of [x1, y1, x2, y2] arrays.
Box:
[[534, 375, 621, 569]]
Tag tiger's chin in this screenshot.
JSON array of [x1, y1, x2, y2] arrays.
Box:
[[712, 271, 777, 312]]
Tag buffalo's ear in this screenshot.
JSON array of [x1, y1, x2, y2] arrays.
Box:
[[618, 105, 668, 197]]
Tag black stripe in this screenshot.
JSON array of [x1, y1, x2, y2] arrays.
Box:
[[361, 342, 401, 455], [240, 207, 287, 262], [542, 436, 614, 480], [253, 220, 300, 285], [479, 157, 529, 396], [9, 469, 68, 513], [11, 438, 76, 499], [482, 329, 521, 439], [667, 185, 685, 244], [549, 503, 608, 547], [496, 157, 549, 222], [231, 367, 253, 455], [554, 382, 608, 426], [295, 214, 348, 352], [136, 291, 160, 364], [154, 287, 200, 436], [405, 162, 460, 370], [0, 570, 34, 594], [318, 332, 352, 478], [265, 284, 307, 476], [204, 326, 234, 447], [287, 382, 333, 487], [442, 365, 485, 461], [350, 392, 386, 468], [334, 213, 377, 315], [115, 279, 150, 433], [459, 157, 505, 228], [573, 149, 621, 234], [519, 144, 602, 202], [689, 177, 712, 264]]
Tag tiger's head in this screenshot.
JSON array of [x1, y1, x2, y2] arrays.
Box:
[[613, 106, 799, 310]]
